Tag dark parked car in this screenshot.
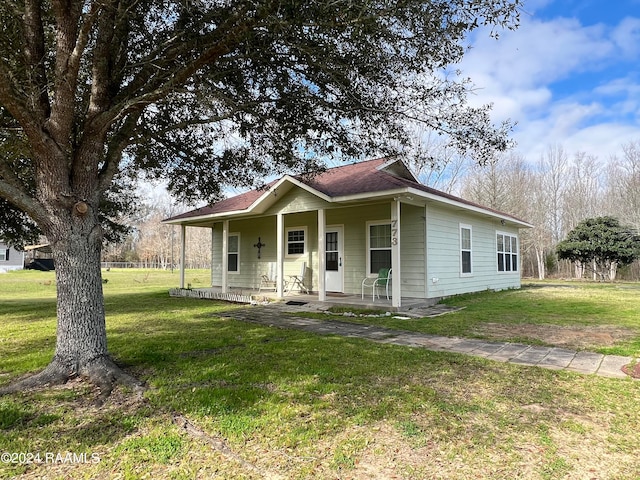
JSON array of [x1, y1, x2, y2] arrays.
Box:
[[25, 259, 54, 271]]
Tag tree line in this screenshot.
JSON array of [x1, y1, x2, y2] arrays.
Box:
[[101, 186, 212, 270], [451, 141, 640, 280]]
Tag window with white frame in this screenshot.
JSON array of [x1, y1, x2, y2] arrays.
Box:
[[227, 233, 239, 273], [497, 232, 518, 272], [367, 222, 391, 274], [286, 227, 306, 255], [0, 248, 7, 261], [460, 224, 472, 275]]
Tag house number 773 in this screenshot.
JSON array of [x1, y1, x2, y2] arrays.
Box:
[[391, 219, 398, 245]]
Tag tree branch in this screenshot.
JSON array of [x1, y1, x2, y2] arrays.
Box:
[[101, 3, 258, 129], [97, 111, 143, 194], [0, 177, 46, 226], [23, 0, 50, 122], [47, 0, 85, 149]]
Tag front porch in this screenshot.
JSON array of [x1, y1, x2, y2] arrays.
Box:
[[168, 286, 437, 312]]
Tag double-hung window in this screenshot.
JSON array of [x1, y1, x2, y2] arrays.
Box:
[[460, 225, 472, 276], [497, 233, 518, 272], [286, 227, 306, 256], [367, 222, 391, 274], [227, 234, 239, 273]]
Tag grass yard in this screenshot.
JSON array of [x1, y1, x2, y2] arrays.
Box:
[[319, 281, 640, 358], [0, 270, 639, 479]]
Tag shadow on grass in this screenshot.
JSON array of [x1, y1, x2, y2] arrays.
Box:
[[0, 385, 152, 477], [100, 295, 588, 449], [2, 290, 634, 467]]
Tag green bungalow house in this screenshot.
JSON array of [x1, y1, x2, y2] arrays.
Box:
[[164, 157, 532, 308]]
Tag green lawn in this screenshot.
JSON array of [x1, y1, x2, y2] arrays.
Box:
[[1, 270, 639, 479], [318, 281, 640, 357]]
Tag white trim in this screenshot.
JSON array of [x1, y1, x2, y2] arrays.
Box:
[[366, 219, 392, 276], [460, 223, 473, 277], [180, 225, 186, 289], [496, 231, 519, 273], [317, 209, 326, 301], [391, 200, 401, 308], [227, 232, 240, 274], [276, 213, 284, 297], [222, 220, 229, 293], [325, 224, 345, 293], [210, 227, 215, 287], [285, 226, 307, 257]]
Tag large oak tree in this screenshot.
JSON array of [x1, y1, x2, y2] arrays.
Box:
[[0, 0, 520, 399]]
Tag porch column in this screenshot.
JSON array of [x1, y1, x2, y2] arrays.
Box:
[[276, 212, 284, 297], [180, 224, 186, 289], [391, 199, 401, 308], [317, 208, 326, 301], [222, 220, 229, 293], [210, 226, 215, 287]]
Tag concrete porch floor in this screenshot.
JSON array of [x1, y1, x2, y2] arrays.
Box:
[[169, 286, 437, 312]]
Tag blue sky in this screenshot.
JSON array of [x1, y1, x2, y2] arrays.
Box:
[[459, 0, 640, 161]]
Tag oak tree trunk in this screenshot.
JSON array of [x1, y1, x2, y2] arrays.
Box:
[[51, 217, 108, 376], [0, 202, 143, 403]]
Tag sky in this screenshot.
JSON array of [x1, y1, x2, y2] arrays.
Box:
[[458, 0, 640, 162]]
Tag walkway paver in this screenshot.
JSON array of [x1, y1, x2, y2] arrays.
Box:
[[222, 304, 636, 380]]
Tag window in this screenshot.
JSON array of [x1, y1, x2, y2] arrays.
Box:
[[0, 248, 7, 261], [368, 222, 391, 274], [460, 225, 472, 275], [497, 233, 518, 272], [286, 228, 306, 255], [227, 234, 239, 273]]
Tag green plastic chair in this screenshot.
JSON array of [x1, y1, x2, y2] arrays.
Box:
[[361, 268, 392, 301]]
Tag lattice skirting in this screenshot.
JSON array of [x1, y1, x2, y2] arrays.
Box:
[[169, 288, 253, 304]]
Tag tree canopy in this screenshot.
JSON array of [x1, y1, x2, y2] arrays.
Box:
[[0, 0, 521, 399], [0, 0, 521, 233], [556, 216, 640, 281]]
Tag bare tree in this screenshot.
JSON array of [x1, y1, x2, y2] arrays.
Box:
[[403, 127, 473, 194], [604, 141, 640, 231], [562, 152, 602, 232]]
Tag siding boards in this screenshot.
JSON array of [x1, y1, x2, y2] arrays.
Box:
[[327, 203, 390, 294], [208, 197, 522, 299], [0, 243, 23, 272], [264, 187, 330, 215], [426, 203, 521, 298], [400, 204, 426, 298]]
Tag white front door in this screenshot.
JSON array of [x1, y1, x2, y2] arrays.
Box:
[[325, 227, 343, 292]]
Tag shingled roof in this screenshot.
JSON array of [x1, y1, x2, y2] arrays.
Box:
[[165, 158, 531, 226]]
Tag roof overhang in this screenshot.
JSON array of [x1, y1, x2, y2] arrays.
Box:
[[165, 180, 532, 230], [163, 175, 333, 226]]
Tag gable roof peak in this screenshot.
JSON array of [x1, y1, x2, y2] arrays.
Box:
[[376, 157, 419, 183]]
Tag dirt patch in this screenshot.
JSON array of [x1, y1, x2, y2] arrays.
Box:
[[473, 323, 636, 350], [622, 362, 640, 379]]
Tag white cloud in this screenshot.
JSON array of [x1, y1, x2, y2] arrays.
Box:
[[455, 11, 640, 162], [464, 18, 614, 87], [612, 17, 640, 57]]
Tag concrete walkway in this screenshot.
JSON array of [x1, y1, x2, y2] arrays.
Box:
[[221, 303, 636, 380]]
